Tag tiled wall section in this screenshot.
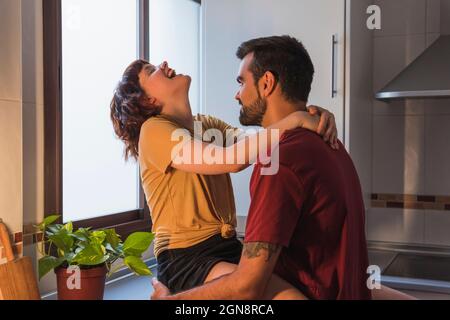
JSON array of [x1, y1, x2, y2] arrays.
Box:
[[368, 207, 450, 246], [370, 193, 450, 247], [0, 0, 45, 264], [372, 193, 450, 210], [373, 0, 441, 93], [0, 226, 43, 263], [0, 232, 24, 264], [442, 0, 450, 33], [370, 0, 450, 247]]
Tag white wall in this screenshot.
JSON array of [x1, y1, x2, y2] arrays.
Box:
[[22, 0, 44, 228], [0, 0, 24, 255]]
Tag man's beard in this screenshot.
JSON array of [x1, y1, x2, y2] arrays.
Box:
[[239, 91, 267, 126]]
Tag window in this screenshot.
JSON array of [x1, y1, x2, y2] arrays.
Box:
[[149, 0, 200, 114], [43, 0, 200, 237], [61, 0, 140, 222]]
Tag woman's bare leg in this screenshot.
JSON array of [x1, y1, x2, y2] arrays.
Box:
[[263, 272, 308, 300], [205, 262, 416, 300], [371, 285, 417, 300], [204, 261, 307, 300]]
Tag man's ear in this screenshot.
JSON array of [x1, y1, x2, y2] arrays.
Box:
[[260, 71, 277, 97]]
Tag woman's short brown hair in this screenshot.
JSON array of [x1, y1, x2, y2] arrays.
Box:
[[110, 59, 161, 160]]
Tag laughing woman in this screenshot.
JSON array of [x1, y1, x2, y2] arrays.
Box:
[[110, 59, 337, 299]]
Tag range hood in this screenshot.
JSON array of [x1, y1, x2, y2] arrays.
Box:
[[376, 35, 450, 100]]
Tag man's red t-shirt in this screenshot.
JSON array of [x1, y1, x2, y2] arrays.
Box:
[[244, 127, 371, 300]]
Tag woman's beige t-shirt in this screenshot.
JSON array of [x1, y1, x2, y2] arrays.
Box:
[[138, 114, 242, 258]]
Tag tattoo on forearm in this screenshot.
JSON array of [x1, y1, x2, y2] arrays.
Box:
[[243, 242, 279, 261]]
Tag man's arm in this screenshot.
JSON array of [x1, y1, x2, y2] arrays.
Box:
[[152, 242, 282, 300]]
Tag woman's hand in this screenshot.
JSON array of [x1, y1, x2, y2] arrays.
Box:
[[296, 105, 339, 149], [151, 278, 171, 300]]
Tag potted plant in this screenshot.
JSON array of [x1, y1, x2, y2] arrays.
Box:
[[36, 215, 154, 300]]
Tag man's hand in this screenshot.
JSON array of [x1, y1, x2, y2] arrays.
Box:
[[151, 278, 171, 300], [307, 105, 339, 149]]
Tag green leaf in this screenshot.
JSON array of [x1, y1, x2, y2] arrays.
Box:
[[36, 215, 60, 231], [64, 252, 76, 264], [76, 227, 92, 234], [46, 224, 63, 235], [103, 229, 121, 248], [90, 230, 106, 244], [123, 232, 154, 257], [104, 243, 114, 252], [72, 243, 109, 266], [48, 228, 73, 253], [71, 228, 91, 242], [71, 233, 88, 242], [63, 221, 73, 233], [123, 256, 152, 276], [38, 256, 64, 280], [74, 247, 83, 254], [45, 215, 61, 224]]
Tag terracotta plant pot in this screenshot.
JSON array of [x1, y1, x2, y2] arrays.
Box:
[[55, 264, 107, 300]]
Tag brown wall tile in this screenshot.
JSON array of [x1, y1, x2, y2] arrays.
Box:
[[372, 200, 387, 207], [436, 196, 450, 203], [404, 201, 425, 210], [417, 195, 436, 202], [401, 194, 417, 202], [23, 234, 34, 246], [23, 224, 36, 235], [386, 201, 404, 208], [372, 193, 450, 212], [378, 194, 398, 201], [14, 232, 22, 243]]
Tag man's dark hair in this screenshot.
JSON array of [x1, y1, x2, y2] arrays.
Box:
[[236, 35, 314, 102]]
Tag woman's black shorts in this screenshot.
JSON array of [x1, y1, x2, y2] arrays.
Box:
[[156, 233, 243, 294]]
